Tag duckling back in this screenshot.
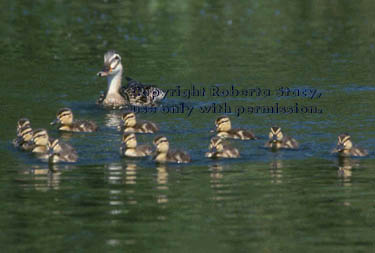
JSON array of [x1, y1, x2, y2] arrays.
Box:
[[215, 116, 256, 140], [205, 137, 240, 158], [153, 136, 191, 163], [49, 139, 78, 163], [71, 120, 98, 132], [121, 112, 158, 133]]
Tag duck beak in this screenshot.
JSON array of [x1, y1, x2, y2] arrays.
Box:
[[97, 70, 108, 77], [97, 66, 111, 77], [50, 119, 60, 125]]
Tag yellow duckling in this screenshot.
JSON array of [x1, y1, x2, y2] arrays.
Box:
[[153, 136, 191, 163], [215, 116, 256, 140], [119, 112, 159, 133], [13, 125, 34, 151], [51, 108, 98, 132], [120, 133, 153, 158], [49, 139, 78, 163], [332, 133, 368, 157], [265, 126, 299, 150], [31, 129, 51, 161], [205, 137, 240, 159]]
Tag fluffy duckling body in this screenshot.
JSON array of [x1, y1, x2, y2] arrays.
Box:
[[332, 133, 368, 157], [119, 112, 159, 133], [51, 108, 98, 132], [205, 137, 240, 159], [120, 133, 153, 158], [265, 126, 299, 150], [215, 116, 256, 140], [31, 129, 51, 161], [153, 136, 191, 163], [13, 125, 34, 151], [97, 50, 165, 108], [49, 139, 78, 163]]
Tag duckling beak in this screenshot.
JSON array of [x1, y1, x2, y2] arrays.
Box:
[[50, 119, 60, 125], [337, 144, 345, 152]]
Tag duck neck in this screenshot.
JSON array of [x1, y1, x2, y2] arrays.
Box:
[[107, 70, 123, 96]]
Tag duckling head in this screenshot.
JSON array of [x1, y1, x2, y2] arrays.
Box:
[[50, 139, 62, 153], [32, 129, 49, 146], [122, 112, 137, 127], [51, 108, 73, 125], [269, 126, 284, 142], [19, 126, 33, 142], [337, 133, 352, 151], [215, 116, 231, 132], [97, 50, 123, 77], [122, 133, 137, 148], [209, 137, 224, 152], [153, 136, 169, 153], [17, 118, 31, 132]]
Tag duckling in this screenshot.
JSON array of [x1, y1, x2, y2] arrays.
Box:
[[96, 50, 165, 108], [49, 139, 78, 163], [13, 125, 34, 151], [16, 118, 31, 136], [332, 133, 368, 157], [205, 137, 240, 159], [214, 116, 256, 140], [120, 133, 153, 158], [119, 112, 159, 133], [265, 126, 299, 150], [51, 108, 98, 132], [153, 136, 191, 163], [31, 129, 51, 161]]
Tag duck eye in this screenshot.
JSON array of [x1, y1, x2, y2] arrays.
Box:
[[115, 56, 120, 60]]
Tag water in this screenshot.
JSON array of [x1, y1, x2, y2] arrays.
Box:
[[1, 0, 375, 251]]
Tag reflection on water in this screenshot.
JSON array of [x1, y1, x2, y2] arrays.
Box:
[[107, 163, 125, 217], [20, 165, 61, 191], [269, 157, 283, 184], [156, 164, 168, 204], [105, 112, 122, 128], [336, 157, 359, 187], [209, 164, 228, 202], [1, 0, 375, 251], [124, 163, 137, 185]]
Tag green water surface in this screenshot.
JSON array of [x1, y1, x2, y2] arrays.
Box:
[[0, 0, 375, 252]]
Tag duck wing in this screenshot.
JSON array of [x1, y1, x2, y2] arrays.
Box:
[[120, 76, 165, 106]]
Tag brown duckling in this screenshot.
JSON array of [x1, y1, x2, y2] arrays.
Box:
[[49, 139, 78, 163], [265, 126, 299, 150], [205, 137, 240, 159], [119, 112, 159, 133], [51, 108, 98, 132], [153, 136, 191, 163], [332, 133, 368, 157], [215, 116, 256, 140], [120, 133, 153, 158]]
